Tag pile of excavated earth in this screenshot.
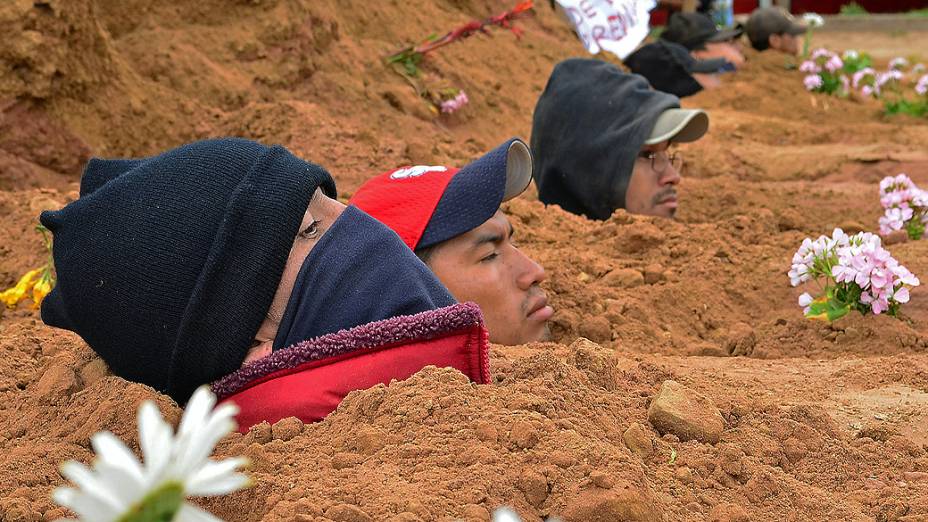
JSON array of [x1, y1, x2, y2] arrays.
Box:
[[1, 1, 927, 520]]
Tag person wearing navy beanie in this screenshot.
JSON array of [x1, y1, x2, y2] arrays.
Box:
[[41, 138, 457, 404]]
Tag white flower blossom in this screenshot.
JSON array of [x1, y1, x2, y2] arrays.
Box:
[[803, 13, 825, 28], [53, 386, 250, 522], [888, 57, 909, 70]]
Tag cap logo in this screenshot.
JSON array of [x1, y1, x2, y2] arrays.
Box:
[[389, 165, 447, 180]]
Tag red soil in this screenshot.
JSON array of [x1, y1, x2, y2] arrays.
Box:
[[1, 1, 927, 521]]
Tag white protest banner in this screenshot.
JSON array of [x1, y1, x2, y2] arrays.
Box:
[[556, 0, 657, 60]]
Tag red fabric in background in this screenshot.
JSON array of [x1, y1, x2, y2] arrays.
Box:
[[734, 0, 757, 13], [222, 322, 489, 430], [651, 9, 669, 25], [651, 0, 926, 24], [791, 0, 928, 14]]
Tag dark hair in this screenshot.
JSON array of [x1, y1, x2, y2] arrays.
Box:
[[751, 35, 772, 51], [414, 242, 442, 266]]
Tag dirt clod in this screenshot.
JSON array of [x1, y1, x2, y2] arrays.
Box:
[[271, 417, 303, 441], [648, 380, 726, 444], [602, 268, 644, 288], [32, 365, 78, 398], [622, 422, 654, 459]]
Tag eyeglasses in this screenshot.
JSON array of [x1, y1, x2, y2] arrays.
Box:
[[638, 150, 684, 174]]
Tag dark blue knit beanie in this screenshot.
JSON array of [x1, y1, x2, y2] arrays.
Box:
[[40, 138, 336, 403]]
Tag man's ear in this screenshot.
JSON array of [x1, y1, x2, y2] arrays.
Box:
[[768, 33, 781, 50], [243, 340, 273, 366]]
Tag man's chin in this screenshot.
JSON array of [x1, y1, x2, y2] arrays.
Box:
[[524, 322, 553, 344], [493, 323, 553, 346], [645, 205, 677, 219], [538, 324, 553, 342]]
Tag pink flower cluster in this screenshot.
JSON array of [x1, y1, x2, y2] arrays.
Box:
[[876, 69, 903, 88], [852, 67, 880, 98], [878, 173, 928, 236], [810, 48, 832, 60], [889, 57, 909, 70], [802, 49, 921, 101], [803, 74, 823, 91], [789, 228, 849, 286], [800, 48, 849, 95], [790, 229, 919, 317], [799, 60, 820, 74], [440, 90, 469, 114], [917, 74, 928, 96], [824, 54, 844, 73], [831, 233, 919, 314]]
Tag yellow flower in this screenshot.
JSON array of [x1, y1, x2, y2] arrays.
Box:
[[0, 268, 41, 309], [32, 275, 53, 309]]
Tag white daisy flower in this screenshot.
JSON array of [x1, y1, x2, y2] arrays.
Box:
[[802, 12, 825, 28], [53, 386, 250, 522], [493, 507, 522, 522]]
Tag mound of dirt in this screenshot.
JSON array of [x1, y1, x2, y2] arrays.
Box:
[[1, 1, 927, 521]]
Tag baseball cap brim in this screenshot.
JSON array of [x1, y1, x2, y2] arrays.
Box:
[[784, 22, 808, 35], [416, 137, 532, 249], [503, 140, 533, 201], [690, 57, 729, 74], [706, 27, 744, 42], [645, 108, 709, 145]]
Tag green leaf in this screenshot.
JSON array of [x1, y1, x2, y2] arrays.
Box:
[[905, 219, 925, 240], [118, 482, 184, 522], [826, 304, 851, 321], [805, 295, 851, 322], [884, 98, 928, 118]]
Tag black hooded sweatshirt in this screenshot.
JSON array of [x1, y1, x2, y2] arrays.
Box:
[[530, 59, 680, 221]]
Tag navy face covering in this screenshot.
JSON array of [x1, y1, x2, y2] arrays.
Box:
[[273, 205, 457, 350]]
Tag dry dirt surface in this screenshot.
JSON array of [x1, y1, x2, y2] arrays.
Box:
[[2, 1, 928, 521]]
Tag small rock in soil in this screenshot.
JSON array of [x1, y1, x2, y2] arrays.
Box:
[[647, 380, 725, 444], [622, 422, 654, 458]]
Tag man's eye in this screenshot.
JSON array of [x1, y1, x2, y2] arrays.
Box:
[[299, 220, 320, 239], [480, 252, 499, 263]]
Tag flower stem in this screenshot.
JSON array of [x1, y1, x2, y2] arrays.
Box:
[[117, 482, 184, 522]]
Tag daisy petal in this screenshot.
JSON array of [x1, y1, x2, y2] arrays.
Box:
[[95, 461, 147, 504], [186, 457, 249, 492], [178, 387, 216, 439], [138, 401, 174, 480], [52, 486, 122, 522], [186, 459, 251, 496], [59, 461, 126, 513], [187, 472, 251, 497], [173, 416, 235, 477], [91, 432, 144, 482], [174, 503, 223, 522]]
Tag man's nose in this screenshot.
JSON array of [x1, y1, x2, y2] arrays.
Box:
[[660, 164, 682, 186], [514, 248, 546, 291]]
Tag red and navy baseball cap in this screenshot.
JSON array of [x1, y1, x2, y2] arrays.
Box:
[[350, 138, 532, 250]]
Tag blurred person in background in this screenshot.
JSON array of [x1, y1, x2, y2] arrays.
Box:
[[625, 39, 732, 96], [660, 11, 746, 69], [745, 6, 808, 55], [531, 59, 710, 221]]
